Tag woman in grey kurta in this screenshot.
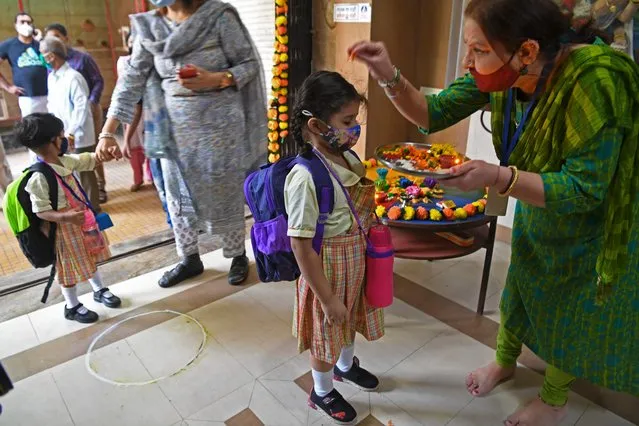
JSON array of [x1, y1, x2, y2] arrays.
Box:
[[97, 0, 266, 287]]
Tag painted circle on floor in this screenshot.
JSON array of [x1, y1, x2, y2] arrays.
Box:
[[85, 310, 207, 386]]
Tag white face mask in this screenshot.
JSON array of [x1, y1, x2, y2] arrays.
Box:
[[16, 23, 34, 38]]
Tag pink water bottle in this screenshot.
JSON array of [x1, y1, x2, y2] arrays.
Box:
[[82, 210, 105, 255], [365, 222, 394, 308]]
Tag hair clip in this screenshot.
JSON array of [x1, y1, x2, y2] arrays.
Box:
[[301, 110, 314, 117]]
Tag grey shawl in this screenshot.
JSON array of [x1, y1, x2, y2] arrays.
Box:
[[108, 0, 266, 232]]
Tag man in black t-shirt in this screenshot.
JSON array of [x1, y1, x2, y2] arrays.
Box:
[[0, 12, 48, 119]]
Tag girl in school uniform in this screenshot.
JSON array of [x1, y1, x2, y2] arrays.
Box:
[[285, 71, 384, 424], [17, 113, 120, 323]]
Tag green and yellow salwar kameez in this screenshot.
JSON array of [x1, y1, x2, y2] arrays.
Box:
[[424, 43, 639, 404]]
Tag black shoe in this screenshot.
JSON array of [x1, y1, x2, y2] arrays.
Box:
[[93, 288, 122, 308], [64, 303, 99, 324], [99, 189, 108, 204], [159, 255, 204, 288], [333, 356, 379, 391], [308, 388, 357, 425], [228, 253, 249, 286]]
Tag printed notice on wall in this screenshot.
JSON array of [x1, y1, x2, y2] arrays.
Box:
[[334, 3, 372, 23]]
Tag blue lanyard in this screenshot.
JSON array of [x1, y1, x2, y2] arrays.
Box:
[[36, 159, 96, 214], [501, 62, 555, 166]]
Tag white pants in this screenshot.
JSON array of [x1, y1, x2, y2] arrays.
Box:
[[18, 96, 48, 117], [18, 96, 48, 165]]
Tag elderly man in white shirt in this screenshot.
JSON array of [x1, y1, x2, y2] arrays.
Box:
[[39, 36, 100, 211]]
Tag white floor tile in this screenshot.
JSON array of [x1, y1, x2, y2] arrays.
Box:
[[243, 280, 297, 324], [172, 421, 226, 426], [126, 315, 254, 418], [352, 300, 447, 375], [370, 392, 422, 426], [382, 331, 495, 425], [28, 294, 110, 344], [0, 315, 39, 359], [0, 371, 73, 426], [259, 379, 311, 424], [250, 381, 304, 425], [193, 291, 299, 378], [188, 382, 253, 422], [51, 340, 181, 426], [260, 352, 311, 382]]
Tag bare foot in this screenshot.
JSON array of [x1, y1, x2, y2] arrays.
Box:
[[504, 397, 568, 426], [466, 361, 515, 397], [130, 183, 142, 192]]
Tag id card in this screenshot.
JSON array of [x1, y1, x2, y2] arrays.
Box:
[[95, 212, 114, 231], [485, 187, 509, 216]]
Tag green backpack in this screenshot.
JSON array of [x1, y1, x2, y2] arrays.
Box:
[[2, 162, 59, 303]]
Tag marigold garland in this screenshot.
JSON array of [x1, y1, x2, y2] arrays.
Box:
[[267, 0, 289, 163]]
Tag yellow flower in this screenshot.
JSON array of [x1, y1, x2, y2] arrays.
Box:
[[375, 205, 386, 218], [429, 209, 442, 221], [454, 208, 468, 220], [403, 206, 415, 221]]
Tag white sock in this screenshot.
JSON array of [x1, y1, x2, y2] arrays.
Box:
[[89, 271, 113, 297], [312, 369, 334, 397], [61, 286, 88, 314], [336, 344, 355, 372]]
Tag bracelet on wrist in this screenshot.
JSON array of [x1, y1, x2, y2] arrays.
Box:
[[498, 165, 519, 197], [378, 66, 401, 89], [98, 132, 117, 141], [384, 77, 407, 99]]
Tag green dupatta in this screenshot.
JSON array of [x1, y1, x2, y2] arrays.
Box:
[[490, 45, 639, 302]]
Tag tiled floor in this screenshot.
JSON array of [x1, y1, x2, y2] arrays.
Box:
[[0, 150, 168, 276], [0, 240, 635, 425]]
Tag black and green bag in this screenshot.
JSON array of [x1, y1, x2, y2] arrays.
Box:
[[2, 162, 59, 303]]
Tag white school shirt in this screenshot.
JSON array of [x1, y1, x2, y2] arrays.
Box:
[[47, 62, 95, 149], [284, 151, 365, 239], [24, 153, 96, 213]]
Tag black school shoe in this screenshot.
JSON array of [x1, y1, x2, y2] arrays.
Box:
[[93, 288, 122, 308], [228, 253, 249, 286], [308, 388, 357, 425], [159, 254, 204, 288], [64, 303, 99, 324], [333, 356, 380, 391]]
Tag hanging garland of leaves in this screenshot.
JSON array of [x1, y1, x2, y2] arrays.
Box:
[[267, 0, 289, 163]]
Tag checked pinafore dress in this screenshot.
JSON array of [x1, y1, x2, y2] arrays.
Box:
[[293, 176, 385, 364]]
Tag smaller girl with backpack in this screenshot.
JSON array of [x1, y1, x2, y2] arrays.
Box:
[[285, 71, 384, 424], [15, 113, 121, 323]]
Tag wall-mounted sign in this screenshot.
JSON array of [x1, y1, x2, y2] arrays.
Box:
[[334, 3, 372, 23]]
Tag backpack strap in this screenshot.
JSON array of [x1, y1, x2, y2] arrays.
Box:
[[28, 163, 59, 304], [293, 152, 334, 255], [346, 149, 361, 162]]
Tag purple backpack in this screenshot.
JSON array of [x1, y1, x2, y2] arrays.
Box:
[[245, 151, 355, 282]]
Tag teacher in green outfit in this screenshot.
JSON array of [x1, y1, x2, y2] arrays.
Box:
[[351, 0, 639, 425]]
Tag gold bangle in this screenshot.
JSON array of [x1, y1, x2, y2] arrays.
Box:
[[498, 165, 519, 197]]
